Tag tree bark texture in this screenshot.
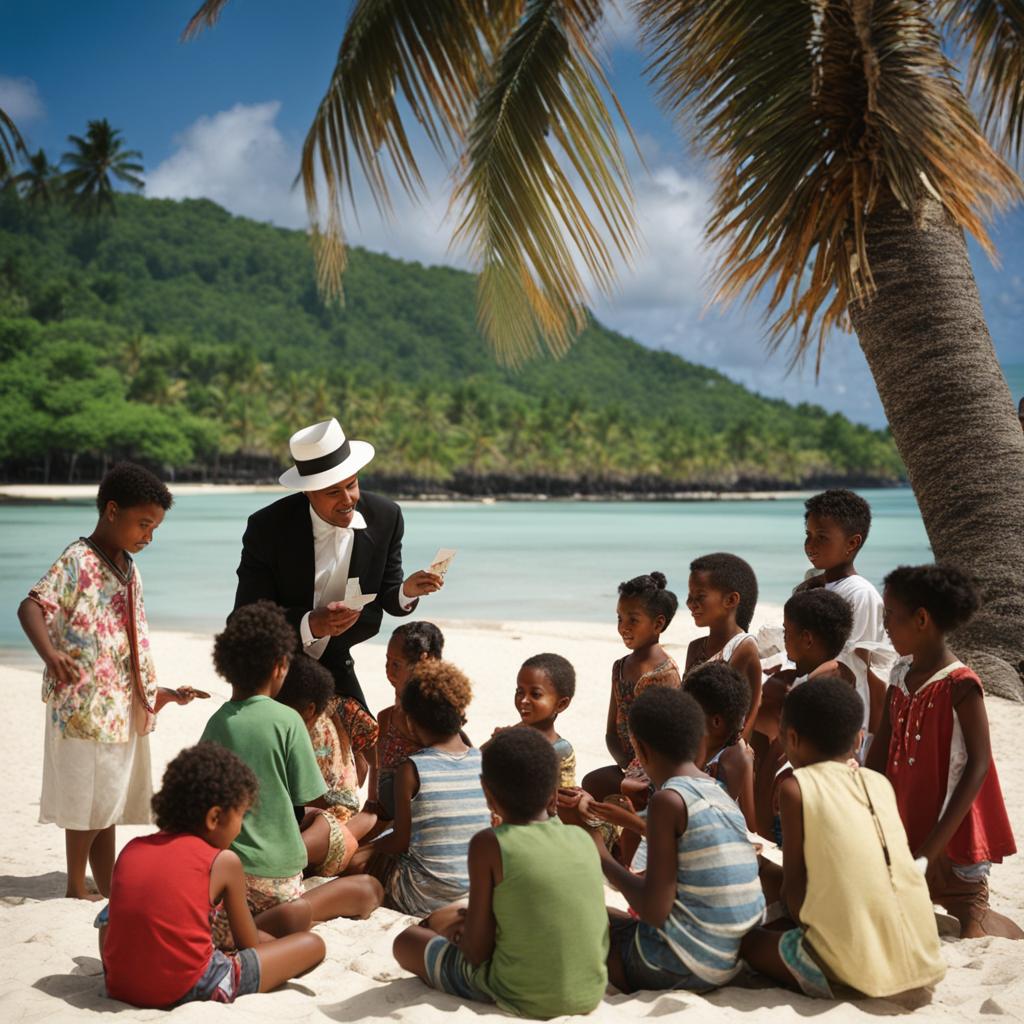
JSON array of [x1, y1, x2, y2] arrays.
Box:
[[849, 193, 1024, 700]]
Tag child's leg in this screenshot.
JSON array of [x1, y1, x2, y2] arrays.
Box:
[[301, 814, 331, 868], [345, 810, 377, 842], [303, 874, 383, 922], [88, 825, 116, 897], [393, 924, 436, 981], [582, 764, 624, 799], [254, 898, 313, 937], [740, 927, 832, 998], [927, 856, 1024, 940], [253, 932, 326, 992], [64, 828, 106, 899]]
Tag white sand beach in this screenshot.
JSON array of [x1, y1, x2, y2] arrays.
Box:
[[2, 611, 1022, 1023]]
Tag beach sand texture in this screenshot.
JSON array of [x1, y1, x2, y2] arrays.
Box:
[[2, 613, 1022, 1023]]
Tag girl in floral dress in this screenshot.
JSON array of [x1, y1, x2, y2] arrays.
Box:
[[17, 463, 196, 899]]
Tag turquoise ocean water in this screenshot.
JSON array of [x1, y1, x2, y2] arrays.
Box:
[[0, 489, 932, 664]]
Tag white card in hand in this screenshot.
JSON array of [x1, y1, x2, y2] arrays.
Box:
[[342, 577, 376, 610], [430, 548, 457, 578]]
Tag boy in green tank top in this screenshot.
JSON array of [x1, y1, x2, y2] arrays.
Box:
[[393, 728, 609, 1019]]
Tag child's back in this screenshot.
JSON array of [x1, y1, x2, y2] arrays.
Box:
[[795, 760, 944, 995]]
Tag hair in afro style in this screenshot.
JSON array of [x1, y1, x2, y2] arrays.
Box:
[[401, 659, 473, 737], [784, 589, 854, 659], [214, 600, 297, 694], [520, 652, 576, 700], [96, 461, 173, 514], [628, 686, 705, 763], [689, 552, 759, 631], [804, 489, 872, 547], [277, 654, 335, 718], [482, 727, 559, 820], [391, 621, 445, 661], [152, 742, 258, 833], [883, 563, 981, 633], [618, 571, 678, 627], [782, 676, 864, 758], [683, 662, 750, 736]]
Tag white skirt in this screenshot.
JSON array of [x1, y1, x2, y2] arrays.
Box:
[[39, 713, 153, 830]]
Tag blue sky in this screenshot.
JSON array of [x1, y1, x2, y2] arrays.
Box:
[[2, 0, 1022, 426]]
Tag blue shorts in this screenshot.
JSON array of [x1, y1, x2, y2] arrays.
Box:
[[172, 947, 261, 1006], [423, 936, 494, 1005], [610, 918, 709, 993]]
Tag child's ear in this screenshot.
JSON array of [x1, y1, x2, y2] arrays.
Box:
[[846, 533, 863, 557], [710, 713, 726, 733], [654, 614, 667, 633], [633, 736, 651, 766], [724, 591, 740, 610], [103, 500, 118, 521], [205, 805, 223, 831], [546, 786, 558, 818], [555, 696, 571, 714], [480, 777, 499, 816]]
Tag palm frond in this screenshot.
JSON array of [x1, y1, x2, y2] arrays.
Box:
[[0, 106, 27, 176], [939, 0, 1024, 161], [297, 0, 513, 301], [638, 0, 1022, 367], [453, 0, 638, 365], [182, 0, 234, 40]]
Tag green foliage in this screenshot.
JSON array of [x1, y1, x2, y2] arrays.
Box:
[[0, 191, 902, 488]]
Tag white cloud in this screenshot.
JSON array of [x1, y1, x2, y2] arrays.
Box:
[[0, 76, 45, 123]]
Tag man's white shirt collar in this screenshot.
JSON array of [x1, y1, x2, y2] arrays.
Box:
[[310, 504, 367, 536]]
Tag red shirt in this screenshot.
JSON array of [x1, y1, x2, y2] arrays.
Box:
[[103, 832, 220, 1007]]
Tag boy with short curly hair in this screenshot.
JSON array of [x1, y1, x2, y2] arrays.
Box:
[[98, 743, 325, 1008], [200, 601, 382, 940]]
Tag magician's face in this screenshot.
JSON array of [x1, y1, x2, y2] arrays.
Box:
[[306, 474, 360, 528]]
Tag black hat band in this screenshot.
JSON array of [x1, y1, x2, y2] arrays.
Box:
[[294, 439, 352, 478]]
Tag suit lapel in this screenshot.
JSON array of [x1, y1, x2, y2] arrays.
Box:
[[350, 499, 372, 588]]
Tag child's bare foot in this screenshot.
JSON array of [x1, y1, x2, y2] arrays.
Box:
[[66, 887, 105, 902]]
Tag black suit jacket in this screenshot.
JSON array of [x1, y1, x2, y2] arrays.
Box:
[[233, 490, 414, 704]]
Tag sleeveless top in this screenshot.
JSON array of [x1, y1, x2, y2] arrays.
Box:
[[613, 656, 681, 763], [552, 736, 577, 788], [794, 760, 945, 996], [387, 746, 492, 917], [378, 704, 420, 775], [103, 832, 220, 1007], [702, 631, 756, 665], [635, 775, 764, 987], [887, 659, 1016, 865], [472, 817, 609, 1018]]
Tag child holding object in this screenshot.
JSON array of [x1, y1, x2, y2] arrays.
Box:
[[98, 744, 324, 1008], [582, 572, 680, 801], [584, 687, 765, 993], [513, 653, 578, 787], [275, 654, 379, 876], [393, 729, 609, 1019], [199, 602, 382, 942], [867, 564, 1022, 939], [683, 553, 762, 740], [17, 462, 199, 900], [354, 660, 491, 917], [742, 679, 945, 998]]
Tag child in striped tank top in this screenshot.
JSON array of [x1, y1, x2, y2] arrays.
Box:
[[356, 660, 490, 917]]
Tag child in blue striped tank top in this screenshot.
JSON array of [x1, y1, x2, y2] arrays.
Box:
[[356, 660, 490, 918], [581, 686, 765, 992]]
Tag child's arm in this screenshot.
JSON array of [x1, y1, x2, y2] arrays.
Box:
[[17, 598, 78, 684], [596, 788, 685, 928], [366, 759, 417, 855], [210, 849, 261, 950], [731, 640, 763, 743], [863, 687, 894, 773], [457, 830, 501, 967], [604, 686, 628, 768], [777, 775, 807, 918], [684, 637, 704, 673], [721, 744, 757, 833], [915, 680, 992, 865]]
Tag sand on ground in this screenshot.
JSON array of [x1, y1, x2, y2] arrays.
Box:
[[2, 609, 1022, 1023]]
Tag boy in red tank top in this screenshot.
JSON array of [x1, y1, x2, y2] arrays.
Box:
[[98, 744, 325, 1008]]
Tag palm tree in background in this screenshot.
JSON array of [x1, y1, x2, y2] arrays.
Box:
[[61, 118, 143, 215], [0, 107, 26, 187], [13, 149, 58, 206], [185, 0, 1024, 696]]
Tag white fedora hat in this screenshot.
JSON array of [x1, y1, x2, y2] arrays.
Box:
[[279, 418, 375, 491]]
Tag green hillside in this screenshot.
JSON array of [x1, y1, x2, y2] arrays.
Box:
[[0, 192, 902, 492]]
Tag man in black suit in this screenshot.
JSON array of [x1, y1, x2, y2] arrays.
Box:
[[234, 418, 441, 708]]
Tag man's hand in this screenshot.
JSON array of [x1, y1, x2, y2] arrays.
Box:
[[309, 604, 362, 639], [402, 570, 444, 599]]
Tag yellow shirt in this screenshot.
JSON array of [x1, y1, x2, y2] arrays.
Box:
[[795, 760, 945, 997]]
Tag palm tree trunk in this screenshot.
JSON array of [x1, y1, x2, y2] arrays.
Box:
[[849, 192, 1024, 700]]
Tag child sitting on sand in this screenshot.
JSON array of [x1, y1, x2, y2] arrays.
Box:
[[742, 678, 945, 998], [867, 564, 1023, 939], [513, 653, 578, 787], [368, 621, 444, 820], [683, 553, 762, 740], [276, 655, 379, 876], [393, 728, 609, 1018], [582, 572, 680, 802], [17, 462, 199, 900], [355, 659, 491, 917], [98, 743, 325, 1008], [584, 686, 764, 992], [683, 662, 756, 831], [200, 601, 382, 942]]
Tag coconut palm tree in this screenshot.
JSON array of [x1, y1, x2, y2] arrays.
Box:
[[13, 149, 58, 206], [0, 107, 26, 188], [186, 0, 1024, 695], [61, 118, 143, 215]]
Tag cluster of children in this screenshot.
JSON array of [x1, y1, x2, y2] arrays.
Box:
[[18, 464, 1022, 1016]]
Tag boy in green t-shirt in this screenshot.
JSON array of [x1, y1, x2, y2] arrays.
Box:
[[200, 601, 381, 945], [393, 728, 609, 1019]]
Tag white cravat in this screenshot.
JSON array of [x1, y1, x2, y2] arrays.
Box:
[[299, 504, 414, 656]]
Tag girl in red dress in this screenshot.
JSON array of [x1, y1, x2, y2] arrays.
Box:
[[867, 563, 1022, 939]]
